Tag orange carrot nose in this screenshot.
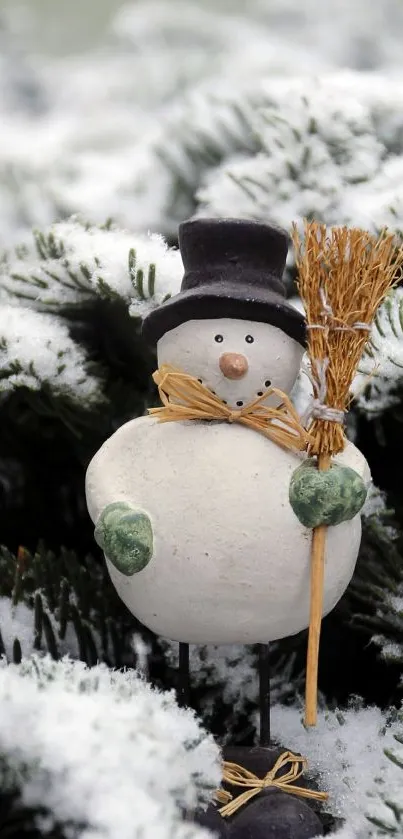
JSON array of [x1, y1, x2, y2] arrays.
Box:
[[219, 352, 249, 379]]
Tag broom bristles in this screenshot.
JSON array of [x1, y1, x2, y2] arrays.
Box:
[[292, 221, 403, 456]]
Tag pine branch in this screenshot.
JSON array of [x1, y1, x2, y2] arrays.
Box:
[[0, 656, 220, 839], [348, 492, 403, 674], [1, 218, 182, 316], [0, 543, 146, 668], [196, 77, 403, 291], [0, 303, 102, 408], [366, 733, 403, 835], [152, 90, 261, 233], [354, 287, 403, 417]]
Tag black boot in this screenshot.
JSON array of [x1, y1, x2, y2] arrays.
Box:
[[194, 745, 323, 839]]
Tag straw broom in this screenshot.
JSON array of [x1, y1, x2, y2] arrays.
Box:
[[292, 220, 403, 727]]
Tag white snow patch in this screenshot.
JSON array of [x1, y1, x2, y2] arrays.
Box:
[[162, 641, 259, 722], [0, 303, 101, 401], [270, 704, 403, 838], [0, 655, 220, 839], [2, 219, 183, 315], [0, 598, 35, 659], [353, 287, 403, 416]]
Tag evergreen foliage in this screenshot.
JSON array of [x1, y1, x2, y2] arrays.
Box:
[[0, 655, 220, 839], [1, 2, 403, 837], [367, 734, 403, 836], [0, 219, 184, 553], [0, 543, 140, 667], [350, 501, 403, 676]]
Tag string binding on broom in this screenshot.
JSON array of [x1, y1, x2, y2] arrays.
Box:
[[308, 288, 372, 334], [302, 359, 345, 426]]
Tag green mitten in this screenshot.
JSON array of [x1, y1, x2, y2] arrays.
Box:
[[289, 459, 367, 529], [94, 502, 153, 576]]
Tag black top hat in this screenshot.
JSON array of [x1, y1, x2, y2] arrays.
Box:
[[142, 218, 306, 346]]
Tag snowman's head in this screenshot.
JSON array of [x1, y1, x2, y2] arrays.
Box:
[[157, 317, 304, 408]]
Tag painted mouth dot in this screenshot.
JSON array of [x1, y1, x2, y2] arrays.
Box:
[[198, 378, 203, 383], [236, 401, 244, 407], [257, 391, 264, 396]]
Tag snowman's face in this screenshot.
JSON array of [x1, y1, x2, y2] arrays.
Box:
[[157, 318, 304, 408]]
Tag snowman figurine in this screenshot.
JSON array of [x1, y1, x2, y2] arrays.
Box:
[[85, 219, 370, 838]]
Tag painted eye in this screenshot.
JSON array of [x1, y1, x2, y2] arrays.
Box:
[[236, 400, 244, 407], [214, 334, 224, 343], [245, 335, 254, 343], [257, 391, 264, 396], [265, 379, 271, 388]]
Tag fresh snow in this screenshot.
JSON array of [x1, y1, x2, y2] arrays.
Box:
[[354, 287, 403, 416], [0, 597, 36, 660], [270, 704, 403, 838], [2, 4, 403, 244], [196, 73, 403, 233], [161, 640, 300, 734], [1, 219, 183, 314], [0, 303, 101, 402], [0, 655, 220, 839]]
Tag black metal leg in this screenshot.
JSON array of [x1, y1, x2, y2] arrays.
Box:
[[178, 642, 190, 707], [259, 643, 271, 746]]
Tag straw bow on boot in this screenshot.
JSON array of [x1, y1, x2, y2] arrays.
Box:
[[195, 746, 325, 839]]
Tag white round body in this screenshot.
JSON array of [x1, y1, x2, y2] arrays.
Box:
[[85, 415, 370, 644]]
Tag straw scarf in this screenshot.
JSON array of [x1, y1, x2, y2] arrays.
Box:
[[148, 365, 312, 452]]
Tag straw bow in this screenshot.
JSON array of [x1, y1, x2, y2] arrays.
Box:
[[148, 365, 312, 452], [214, 751, 328, 818]]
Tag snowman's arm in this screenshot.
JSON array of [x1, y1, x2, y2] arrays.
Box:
[[85, 416, 152, 523], [289, 438, 370, 529], [85, 417, 155, 576]]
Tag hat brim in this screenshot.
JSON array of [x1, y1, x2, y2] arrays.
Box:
[[142, 281, 306, 347]]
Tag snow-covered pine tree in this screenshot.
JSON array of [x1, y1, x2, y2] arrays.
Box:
[[1, 2, 403, 837]]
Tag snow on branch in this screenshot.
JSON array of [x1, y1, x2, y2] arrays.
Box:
[[372, 596, 403, 670], [0, 655, 220, 839], [1, 218, 183, 317], [346, 487, 403, 678], [0, 543, 143, 669], [3, 7, 403, 244], [141, 87, 262, 236], [270, 704, 403, 838], [161, 640, 301, 738], [353, 287, 403, 416], [0, 303, 101, 403], [196, 74, 403, 237]]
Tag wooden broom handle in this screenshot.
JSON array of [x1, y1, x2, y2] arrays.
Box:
[[305, 451, 331, 726]]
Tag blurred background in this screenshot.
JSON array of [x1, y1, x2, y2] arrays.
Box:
[[2, 0, 403, 249], [0, 0, 402, 773], [0, 0, 119, 53]]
